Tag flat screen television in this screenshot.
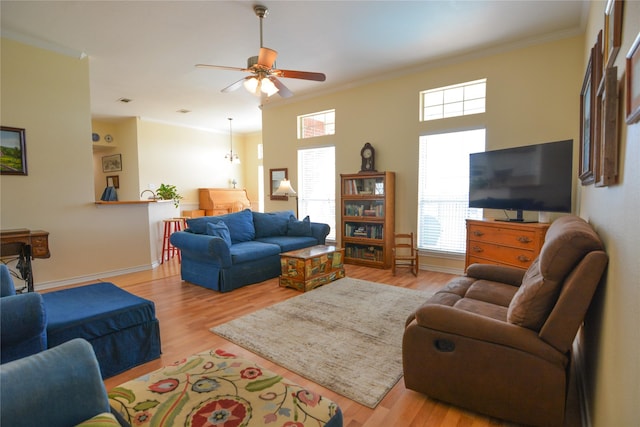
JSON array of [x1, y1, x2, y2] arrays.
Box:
[[469, 139, 573, 222]]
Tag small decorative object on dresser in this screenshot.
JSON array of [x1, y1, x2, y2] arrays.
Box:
[[360, 142, 376, 172]]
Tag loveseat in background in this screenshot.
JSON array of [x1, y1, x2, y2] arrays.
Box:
[[170, 209, 330, 292]]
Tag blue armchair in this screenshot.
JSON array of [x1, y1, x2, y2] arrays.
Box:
[[0, 264, 47, 363], [0, 338, 120, 427]]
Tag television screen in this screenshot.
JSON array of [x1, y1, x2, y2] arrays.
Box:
[[469, 140, 573, 218]]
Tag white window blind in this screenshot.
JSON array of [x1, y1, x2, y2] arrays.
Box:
[[298, 146, 336, 241], [418, 129, 485, 253]]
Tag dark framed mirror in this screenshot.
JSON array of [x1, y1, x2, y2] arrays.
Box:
[[270, 168, 288, 200]]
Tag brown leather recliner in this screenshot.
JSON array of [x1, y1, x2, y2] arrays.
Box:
[[402, 215, 608, 426]]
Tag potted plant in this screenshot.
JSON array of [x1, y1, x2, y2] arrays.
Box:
[[156, 183, 183, 208]]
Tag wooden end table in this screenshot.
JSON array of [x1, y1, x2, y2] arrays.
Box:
[[279, 245, 345, 292]]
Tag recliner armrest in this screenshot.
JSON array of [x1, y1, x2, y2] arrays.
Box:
[[411, 303, 566, 366], [0, 339, 111, 427], [466, 263, 526, 286], [0, 293, 47, 363]]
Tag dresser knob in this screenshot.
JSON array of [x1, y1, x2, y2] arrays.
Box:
[[472, 246, 483, 253], [517, 255, 531, 263], [473, 231, 484, 237], [517, 236, 532, 243]]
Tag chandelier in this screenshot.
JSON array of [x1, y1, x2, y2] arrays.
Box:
[[225, 117, 240, 164]]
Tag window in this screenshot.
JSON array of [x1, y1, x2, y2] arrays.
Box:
[[298, 110, 335, 139], [421, 79, 486, 121], [418, 129, 485, 253], [298, 146, 336, 241]]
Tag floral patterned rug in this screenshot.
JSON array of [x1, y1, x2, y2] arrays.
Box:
[[211, 278, 433, 408], [109, 348, 342, 427]]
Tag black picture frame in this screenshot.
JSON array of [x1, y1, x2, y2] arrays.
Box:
[[0, 126, 28, 175]]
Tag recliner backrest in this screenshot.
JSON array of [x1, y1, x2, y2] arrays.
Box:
[[507, 216, 606, 333]]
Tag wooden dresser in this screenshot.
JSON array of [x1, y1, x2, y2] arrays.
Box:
[[183, 188, 251, 218], [465, 219, 550, 271]]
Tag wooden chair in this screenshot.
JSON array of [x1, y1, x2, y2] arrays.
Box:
[[392, 232, 418, 276]]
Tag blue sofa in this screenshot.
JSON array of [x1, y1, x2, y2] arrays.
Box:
[[170, 209, 330, 292]]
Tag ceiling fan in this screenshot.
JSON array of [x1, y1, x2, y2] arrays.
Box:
[[196, 5, 326, 98]]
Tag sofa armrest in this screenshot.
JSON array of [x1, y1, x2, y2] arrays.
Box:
[[310, 222, 330, 244], [0, 293, 47, 363], [466, 263, 526, 287], [170, 231, 232, 267], [411, 303, 565, 365], [0, 338, 111, 427]]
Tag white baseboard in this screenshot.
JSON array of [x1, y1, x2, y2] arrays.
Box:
[[34, 263, 155, 291], [418, 262, 464, 276]]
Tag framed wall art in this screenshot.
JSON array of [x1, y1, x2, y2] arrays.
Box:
[[596, 66, 619, 187], [604, 0, 623, 69], [102, 153, 122, 172], [270, 168, 288, 200], [626, 31, 640, 124], [579, 49, 595, 185], [0, 126, 27, 175], [106, 175, 120, 189]]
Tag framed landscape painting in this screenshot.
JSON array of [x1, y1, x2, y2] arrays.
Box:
[[0, 126, 28, 175]]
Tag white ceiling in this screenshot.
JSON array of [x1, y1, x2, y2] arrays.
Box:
[[1, 1, 587, 134]]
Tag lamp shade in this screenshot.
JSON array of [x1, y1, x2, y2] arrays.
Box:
[[274, 179, 296, 196]]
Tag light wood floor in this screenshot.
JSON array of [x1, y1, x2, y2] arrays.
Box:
[[80, 259, 580, 427]]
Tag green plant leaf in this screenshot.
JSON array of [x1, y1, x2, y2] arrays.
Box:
[[245, 375, 283, 392]]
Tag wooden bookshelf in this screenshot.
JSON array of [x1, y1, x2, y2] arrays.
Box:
[[340, 171, 395, 268]]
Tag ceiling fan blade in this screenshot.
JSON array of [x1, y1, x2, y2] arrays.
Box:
[[257, 47, 278, 68], [221, 77, 248, 93], [196, 64, 249, 72], [269, 77, 293, 98], [272, 69, 326, 82]]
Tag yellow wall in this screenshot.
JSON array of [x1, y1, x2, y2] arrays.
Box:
[[1, 38, 154, 285], [262, 35, 584, 272], [579, 1, 640, 425]]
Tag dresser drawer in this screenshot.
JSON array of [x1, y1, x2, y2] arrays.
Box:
[[467, 241, 535, 268], [467, 224, 539, 249]]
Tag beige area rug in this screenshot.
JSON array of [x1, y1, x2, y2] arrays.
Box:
[[210, 277, 433, 408]]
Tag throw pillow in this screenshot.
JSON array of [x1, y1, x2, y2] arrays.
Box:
[[287, 215, 312, 237], [252, 211, 292, 238], [206, 221, 232, 248]]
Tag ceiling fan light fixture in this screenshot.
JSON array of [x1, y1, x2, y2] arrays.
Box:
[[243, 76, 259, 94], [260, 77, 278, 97]]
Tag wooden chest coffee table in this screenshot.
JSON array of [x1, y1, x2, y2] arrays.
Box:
[[279, 245, 345, 292]]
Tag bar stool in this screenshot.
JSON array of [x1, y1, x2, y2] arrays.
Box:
[[161, 218, 183, 264]]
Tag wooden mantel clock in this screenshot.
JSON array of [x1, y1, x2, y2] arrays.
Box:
[[360, 142, 376, 173]]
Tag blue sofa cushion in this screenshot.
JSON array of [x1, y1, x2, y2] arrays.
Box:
[[206, 221, 232, 247], [230, 241, 281, 264], [253, 210, 293, 238], [257, 235, 319, 253], [287, 215, 312, 237], [187, 209, 255, 244]]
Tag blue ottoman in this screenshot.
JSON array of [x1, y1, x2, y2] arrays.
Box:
[[42, 282, 161, 378]]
